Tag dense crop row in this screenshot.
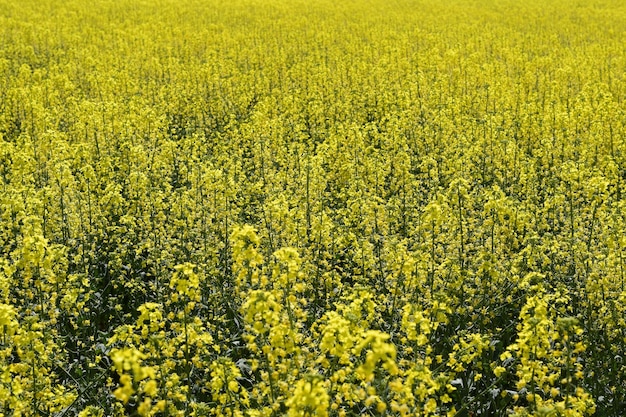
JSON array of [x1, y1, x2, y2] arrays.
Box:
[[1, 0, 626, 415]]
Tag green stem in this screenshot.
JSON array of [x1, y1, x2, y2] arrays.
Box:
[[183, 307, 191, 407], [457, 184, 465, 271]]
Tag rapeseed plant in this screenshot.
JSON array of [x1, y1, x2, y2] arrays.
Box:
[[2, 0, 626, 414]]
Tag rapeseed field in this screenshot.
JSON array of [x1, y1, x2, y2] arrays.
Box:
[[1, 0, 626, 415]]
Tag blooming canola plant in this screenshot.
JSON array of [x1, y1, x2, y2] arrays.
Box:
[[0, 0, 625, 415]]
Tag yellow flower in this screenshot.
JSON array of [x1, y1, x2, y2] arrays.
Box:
[[494, 366, 506, 378], [353, 330, 398, 381], [113, 374, 134, 404], [425, 398, 437, 414], [286, 376, 330, 417], [0, 303, 17, 336], [137, 397, 152, 416], [143, 379, 158, 397], [78, 406, 104, 417], [170, 263, 200, 299]]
